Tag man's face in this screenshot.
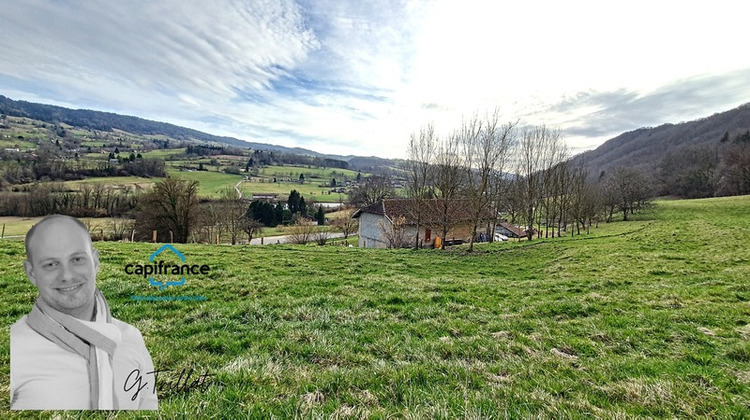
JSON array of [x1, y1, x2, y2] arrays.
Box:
[[24, 219, 99, 319]]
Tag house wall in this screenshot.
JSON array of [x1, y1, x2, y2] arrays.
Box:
[[358, 214, 481, 248], [357, 212, 389, 248], [428, 223, 475, 242]]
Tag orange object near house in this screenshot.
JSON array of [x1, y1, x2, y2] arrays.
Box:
[[434, 236, 442, 249]]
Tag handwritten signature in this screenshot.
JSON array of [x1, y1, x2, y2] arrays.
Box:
[[124, 368, 215, 401]]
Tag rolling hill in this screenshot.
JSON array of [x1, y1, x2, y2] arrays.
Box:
[[572, 103, 750, 177], [0, 94, 400, 173]]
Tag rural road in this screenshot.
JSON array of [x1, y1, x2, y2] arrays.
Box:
[[248, 232, 347, 245], [234, 179, 244, 199]]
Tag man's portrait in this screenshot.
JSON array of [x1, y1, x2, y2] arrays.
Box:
[[10, 214, 158, 410]]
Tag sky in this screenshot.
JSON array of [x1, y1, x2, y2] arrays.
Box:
[[1, 0, 748, 159]]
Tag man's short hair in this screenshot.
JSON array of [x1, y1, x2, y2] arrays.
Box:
[[25, 215, 93, 261]]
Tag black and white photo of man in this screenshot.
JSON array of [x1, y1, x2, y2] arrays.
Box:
[[10, 214, 158, 410]]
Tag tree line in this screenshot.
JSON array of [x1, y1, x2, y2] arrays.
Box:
[[659, 130, 750, 198], [134, 182, 351, 244], [0, 182, 138, 218], [0, 149, 165, 185]]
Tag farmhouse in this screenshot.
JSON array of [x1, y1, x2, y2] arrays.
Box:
[[353, 198, 491, 248], [496, 221, 526, 238], [251, 193, 278, 201]]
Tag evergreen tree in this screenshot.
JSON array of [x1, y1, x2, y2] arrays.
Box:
[[316, 206, 325, 225], [331, 178, 336, 187], [299, 173, 305, 182], [247, 201, 276, 227], [356, 172, 362, 182], [288, 190, 301, 213], [274, 202, 284, 225]]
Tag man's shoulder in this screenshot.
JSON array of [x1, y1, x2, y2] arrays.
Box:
[[10, 315, 70, 359], [10, 315, 36, 341], [111, 317, 147, 343], [10, 315, 28, 332]]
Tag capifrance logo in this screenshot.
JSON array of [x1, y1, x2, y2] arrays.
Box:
[[124, 244, 210, 291]]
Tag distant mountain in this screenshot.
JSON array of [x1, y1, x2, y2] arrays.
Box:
[[572, 103, 750, 177], [0, 94, 327, 154], [0, 94, 403, 173]]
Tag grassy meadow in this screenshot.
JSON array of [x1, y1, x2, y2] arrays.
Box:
[[257, 165, 360, 181], [0, 196, 749, 418]]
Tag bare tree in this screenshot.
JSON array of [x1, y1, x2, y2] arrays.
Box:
[[605, 166, 655, 221], [197, 201, 226, 243], [516, 125, 558, 240], [566, 163, 590, 235], [426, 132, 465, 249], [348, 175, 394, 207], [313, 230, 330, 245], [404, 124, 436, 248], [241, 217, 263, 243], [461, 110, 516, 251], [219, 188, 247, 245], [134, 178, 199, 243], [109, 217, 132, 241], [498, 174, 525, 225], [377, 215, 409, 249], [287, 221, 317, 244], [332, 210, 358, 239], [716, 142, 750, 196]]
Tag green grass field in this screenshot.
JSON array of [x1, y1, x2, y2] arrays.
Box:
[[258, 165, 360, 181], [0, 217, 135, 239], [167, 168, 245, 198], [0, 139, 36, 149], [239, 180, 347, 203], [1, 196, 749, 417], [142, 148, 187, 158]]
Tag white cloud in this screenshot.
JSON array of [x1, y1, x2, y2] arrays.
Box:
[[0, 0, 748, 158]]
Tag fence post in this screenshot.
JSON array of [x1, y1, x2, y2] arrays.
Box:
[[152, 230, 157, 243]]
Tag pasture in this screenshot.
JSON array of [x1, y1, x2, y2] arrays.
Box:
[[239, 179, 347, 203], [0, 196, 748, 417], [258, 165, 360, 181]]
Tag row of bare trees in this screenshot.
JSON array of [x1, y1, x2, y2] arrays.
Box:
[[404, 111, 656, 249], [0, 182, 139, 217]]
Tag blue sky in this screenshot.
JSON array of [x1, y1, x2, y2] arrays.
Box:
[[1, 0, 748, 158]]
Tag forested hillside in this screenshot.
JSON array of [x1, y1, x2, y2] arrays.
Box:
[[573, 103, 750, 176], [572, 103, 750, 197]]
